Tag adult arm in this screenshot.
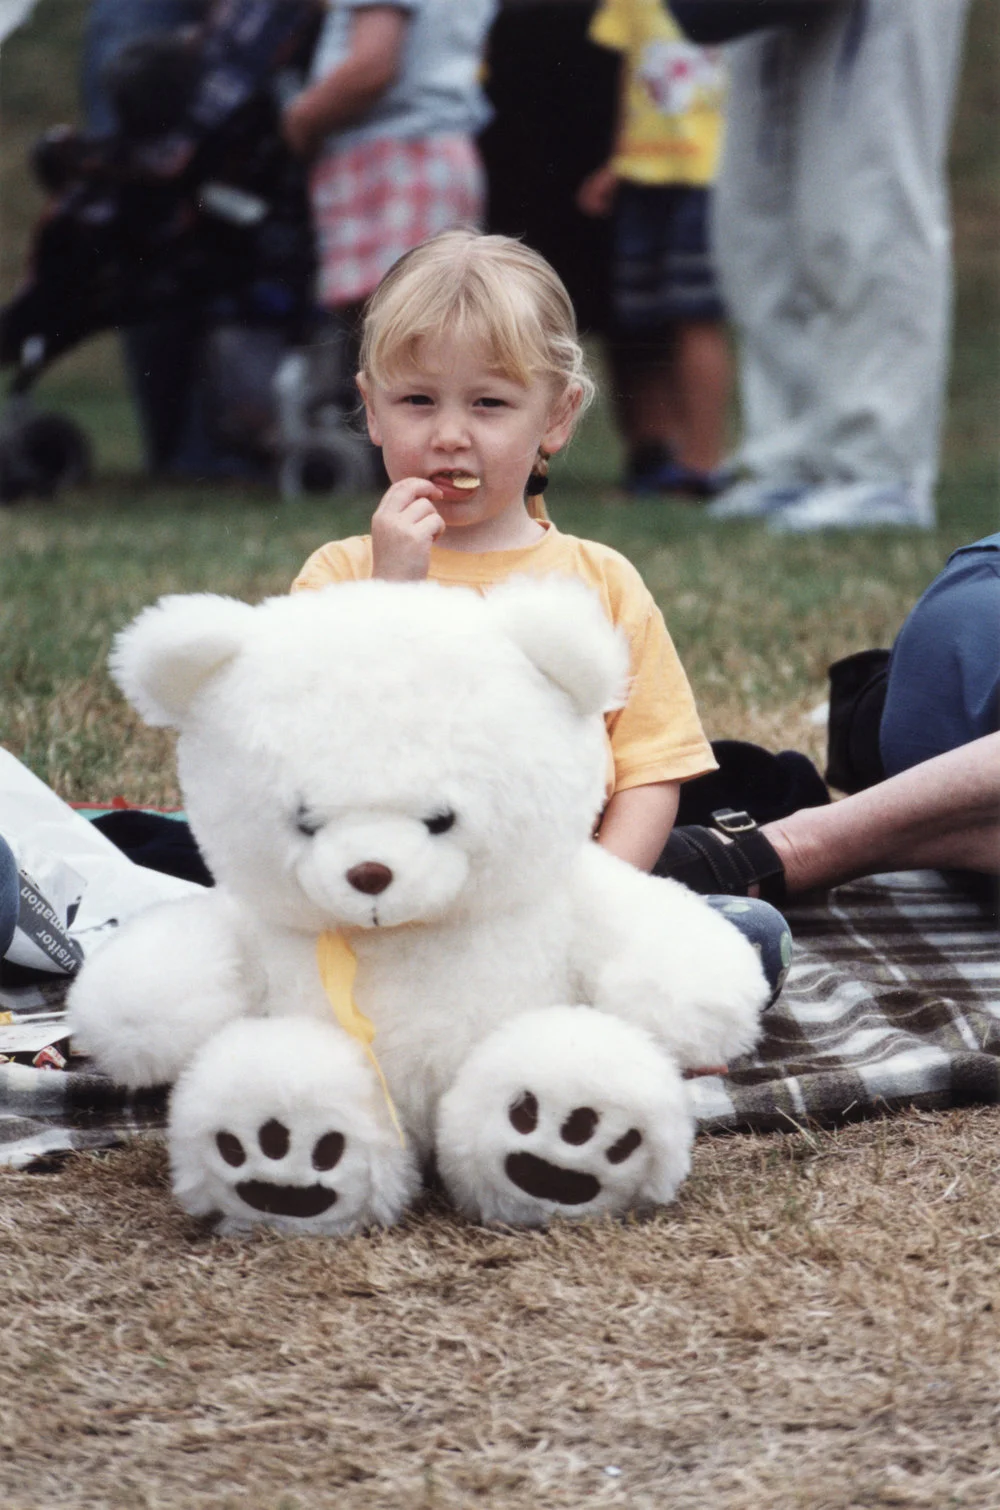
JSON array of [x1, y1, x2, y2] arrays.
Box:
[[283, 5, 409, 158], [762, 733, 1000, 892]]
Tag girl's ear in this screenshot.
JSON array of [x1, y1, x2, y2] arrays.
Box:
[[355, 373, 382, 447], [541, 382, 583, 456]]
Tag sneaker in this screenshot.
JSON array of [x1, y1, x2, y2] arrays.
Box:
[[706, 479, 808, 520], [768, 479, 934, 533], [626, 454, 722, 500]]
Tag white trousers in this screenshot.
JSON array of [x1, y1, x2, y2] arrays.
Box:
[[714, 0, 969, 506]]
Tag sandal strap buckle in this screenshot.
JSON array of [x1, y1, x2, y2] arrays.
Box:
[[711, 807, 757, 836]]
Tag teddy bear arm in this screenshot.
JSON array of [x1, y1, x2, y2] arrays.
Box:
[[568, 845, 769, 1069], [68, 888, 257, 1088]]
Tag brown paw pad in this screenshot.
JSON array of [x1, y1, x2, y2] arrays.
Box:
[[502, 1094, 645, 1206], [213, 1125, 347, 1218], [504, 1151, 601, 1206], [235, 1181, 338, 1218]]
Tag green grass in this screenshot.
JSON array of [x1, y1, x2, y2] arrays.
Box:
[[0, 0, 997, 801]]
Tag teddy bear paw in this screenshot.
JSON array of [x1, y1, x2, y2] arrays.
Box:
[[169, 1017, 419, 1235], [436, 1005, 694, 1227]]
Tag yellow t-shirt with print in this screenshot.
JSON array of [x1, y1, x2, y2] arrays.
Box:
[[590, 0, 725, 187], [292, 523, 716, 803]]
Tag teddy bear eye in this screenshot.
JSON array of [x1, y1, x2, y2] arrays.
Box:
[[424, 810, 456, 836], [295, 805, 323, 837]]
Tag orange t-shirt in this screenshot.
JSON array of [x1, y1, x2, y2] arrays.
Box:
[[292, 522, 716, 800]]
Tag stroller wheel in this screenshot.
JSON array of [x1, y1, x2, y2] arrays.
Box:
[[0, 411, 92, 504]]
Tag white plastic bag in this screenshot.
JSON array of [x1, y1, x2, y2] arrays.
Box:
[[0, 747, 199, 971]]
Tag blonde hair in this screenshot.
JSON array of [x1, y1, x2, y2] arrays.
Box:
[[359, 229, 596, 439]]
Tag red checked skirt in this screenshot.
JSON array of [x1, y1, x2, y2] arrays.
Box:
[[309, 133, 487, 309]]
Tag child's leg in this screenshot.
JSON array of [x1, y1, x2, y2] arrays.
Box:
[[664, 186, 730, 473], [610, 184, 728, 491], [703, 895, 792, 1010], [607, 329, 681, 465], [674, 319, 731, 474]]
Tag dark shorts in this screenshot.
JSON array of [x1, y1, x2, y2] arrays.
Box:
[[612, 182, 725, 332]]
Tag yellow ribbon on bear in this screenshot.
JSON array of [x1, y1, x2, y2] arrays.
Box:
[[316, 929, 404, 1145]]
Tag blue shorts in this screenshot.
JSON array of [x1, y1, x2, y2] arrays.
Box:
[[612, 182, 725, 332], [705, 895, 793, 1010]]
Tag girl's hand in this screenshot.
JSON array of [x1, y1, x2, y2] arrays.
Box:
[[371, 479, 446, 581]]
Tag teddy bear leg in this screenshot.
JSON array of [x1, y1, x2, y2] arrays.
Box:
[[436, 1005, 694, 1227], [68, 891, 252, 1088], [169, 1017, 420, 1236]]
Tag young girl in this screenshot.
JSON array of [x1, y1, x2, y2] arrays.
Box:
[[292, 230, 791, 1002], [293, 229, 715, 872]]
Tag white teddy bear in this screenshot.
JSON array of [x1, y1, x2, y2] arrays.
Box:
[[69, 577, 769, 1234]]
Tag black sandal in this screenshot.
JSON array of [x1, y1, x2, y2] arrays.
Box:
[[654, 808, 787, 904]]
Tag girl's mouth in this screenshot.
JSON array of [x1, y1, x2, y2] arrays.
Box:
[[432, 470, 480, 493]]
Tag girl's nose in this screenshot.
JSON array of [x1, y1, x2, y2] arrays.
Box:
[[431, 405, 470, 450]]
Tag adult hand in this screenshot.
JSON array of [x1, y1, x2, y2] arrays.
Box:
[[371, 479, 446, 581]]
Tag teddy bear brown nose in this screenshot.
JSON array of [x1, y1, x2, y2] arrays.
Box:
[[346, 862, 394, 895]]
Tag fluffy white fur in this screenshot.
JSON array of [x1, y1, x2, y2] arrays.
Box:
[[437, 1005, 694, 1225], [170, 1018, 419, 1235], [69, 577, 769, 1234]]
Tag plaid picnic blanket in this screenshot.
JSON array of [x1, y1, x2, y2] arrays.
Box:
[[689, 869, 1000, 1131], [1, 871, 997, 1170]]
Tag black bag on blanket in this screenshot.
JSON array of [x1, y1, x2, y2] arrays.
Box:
[[677, 740, 829, 828], [824, 649, 890, 795], [91, 811, 213, 887]]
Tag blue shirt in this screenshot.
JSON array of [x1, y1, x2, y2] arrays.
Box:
[[880, 534, 1000, 777]]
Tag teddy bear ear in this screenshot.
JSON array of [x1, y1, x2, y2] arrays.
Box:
[[484, 578, 630, 716], [110, 593, 257, 727]]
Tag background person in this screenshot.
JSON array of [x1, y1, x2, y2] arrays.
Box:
[[673, 0, 971, 531], [282, 0, 497, 361], [82, 0, 218, 481], [577, 0, 730, 496], [479, 0, 618, 339]]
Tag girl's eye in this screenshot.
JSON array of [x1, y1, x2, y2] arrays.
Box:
[[402, 393, 432, 406], [475, 396, 506, 409]]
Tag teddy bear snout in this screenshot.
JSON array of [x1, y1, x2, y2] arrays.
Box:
[[345, 861, 394, 895]]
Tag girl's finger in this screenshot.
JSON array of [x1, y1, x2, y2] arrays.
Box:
[[417, 511, 447, 539], [376, 477, 443, 514]]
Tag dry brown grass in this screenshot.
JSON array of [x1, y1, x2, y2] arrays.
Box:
[[2, 1109, 998, 1510]]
